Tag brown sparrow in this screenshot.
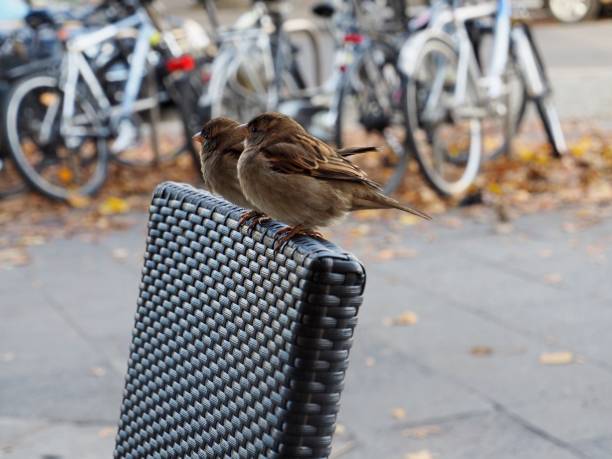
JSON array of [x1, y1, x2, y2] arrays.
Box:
[[193, 117, 254, 210], [237, 112, 430, 247]]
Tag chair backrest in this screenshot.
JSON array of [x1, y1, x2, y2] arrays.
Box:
[[114, 182, 366, 459]]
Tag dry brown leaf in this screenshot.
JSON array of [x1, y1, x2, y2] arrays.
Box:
[[90, 367, 107, 377], [376, 249, 396, 261], [99, 196, 130, 215], [0, 352, 16, 363], [538, 248, 553, 258], [384, 311, 418, 327], [402, 425, 442, 439], [97, 426, 116, 438], [441, 216, 463, 229], [0, 248, 30, 268], [112, 248, 129, 261], [400, 214, 420, 226], [539, 352, 574, 365], [391, 407, 407, 420], [544, 273, 563, 285], [349, 224, 370, 237], [19, 235, 46, 246], [495, 223, 513, 235], [470, 346, 493, 357], [405, 450, 434, 459], [66, 193, 91, 209]]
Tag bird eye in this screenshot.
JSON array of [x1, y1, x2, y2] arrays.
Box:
[[250, 125, 257, 133]]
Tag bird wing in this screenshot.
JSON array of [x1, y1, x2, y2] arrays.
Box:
[[262, 134, 382, 190]]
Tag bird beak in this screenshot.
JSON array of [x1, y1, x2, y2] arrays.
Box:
[[236, 123, 249, 135], [192, 133, 204, 144]]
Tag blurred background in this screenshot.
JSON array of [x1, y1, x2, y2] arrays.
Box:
[[0, 0, 611, 458]]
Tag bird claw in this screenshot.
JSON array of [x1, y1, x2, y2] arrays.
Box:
[[238, 210, 260, 226], [239, 211, 271, 237], [273, 225, 324, 252]]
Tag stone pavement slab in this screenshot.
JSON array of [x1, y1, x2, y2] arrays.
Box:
[[1, 206, 612, 458]]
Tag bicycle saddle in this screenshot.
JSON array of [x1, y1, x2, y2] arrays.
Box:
[[312, 2, 336, 18], [24, 10, 56, 30]]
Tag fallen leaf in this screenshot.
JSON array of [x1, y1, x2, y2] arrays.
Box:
[[0, 248, 30, 268], [99, 196, 129, 215], [391, 407, 407, 420], [470, 346, 493, 357], [494, 223, 513, 235], [539, 351, 574, 365], [487, 182, 503, 195], [441, 217, 463, 229], [66, 193, 91, 209], [111, 248, 129, 261], [544, 273, 563, 285], [19, 235, 46, 246], [405, 450, 434, 459], [376, 249, 396, 261], [349, 224, 370, 237], [0, 352, 16, 363], [538, 248, 553, 258], [97, 426, 116, 438], [402, 425, 442, 439], [90, 367, 107, 377], [384, 311, 418, 327], [400, 214, 420, 226]]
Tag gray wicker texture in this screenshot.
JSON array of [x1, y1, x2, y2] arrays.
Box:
[[114, 182, 366, 459]]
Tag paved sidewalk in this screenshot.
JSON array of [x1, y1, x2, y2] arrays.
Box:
[[1, 205, 611, 459]]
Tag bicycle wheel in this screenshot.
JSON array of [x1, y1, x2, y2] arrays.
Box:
[[3, 74, 108, 200], [404, 37, 482, 197], [535, 96, 567, 156], [0, 154, 27, 198], [475, 30, 528, 161], [209, 38, 304, 123], [513, 23, 567, 156], [334, 50, 410, 195]]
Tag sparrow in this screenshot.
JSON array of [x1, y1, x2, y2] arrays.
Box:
[[237, 112, 430, 247], [193, 117, 381, 231], [193, 117, 255, 210]]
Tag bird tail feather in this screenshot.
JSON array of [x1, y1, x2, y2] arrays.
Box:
[[356, 193, 432, 220], [338, 146, 380, 157]]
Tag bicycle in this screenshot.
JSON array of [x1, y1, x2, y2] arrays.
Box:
[[310, 0, 418, 194], [398, 0, 566, 196], [2, 0, 207, 200], [201, 0, 309, 123], [0, 6, 69, 198]]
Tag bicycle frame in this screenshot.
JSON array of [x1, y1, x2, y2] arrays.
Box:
[[398, 0, 511, 115], [58, 6, 176, 145]]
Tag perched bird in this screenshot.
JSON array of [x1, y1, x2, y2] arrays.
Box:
[[193, 117, 254, 210], [237, 112, 430, 246]]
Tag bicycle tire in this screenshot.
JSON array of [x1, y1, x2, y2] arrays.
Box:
[[0, 154, 27, 198], [334, 71, 410, 195], [3, 74, 109, 200], [403, 37, 482, 197], [535, 95, 567, 156], [522, 24, 568, 156]]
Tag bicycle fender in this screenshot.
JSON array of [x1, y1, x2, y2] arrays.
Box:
[[397, 30, 455, 78]]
